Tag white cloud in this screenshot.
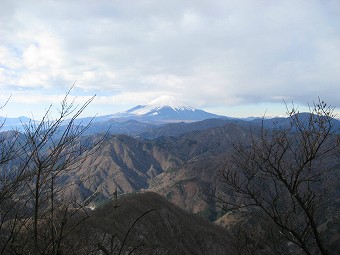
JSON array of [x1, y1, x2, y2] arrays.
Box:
[[0, 0, 340, 117]]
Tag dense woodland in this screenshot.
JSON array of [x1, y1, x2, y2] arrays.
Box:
[[0, 94, 339, 254]]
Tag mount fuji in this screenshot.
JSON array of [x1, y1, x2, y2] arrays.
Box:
[[0, 96, 226, 132], [112, 95, 225, 123]]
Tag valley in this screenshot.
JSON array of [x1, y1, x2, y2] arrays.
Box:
[[1, 97, 340, 254]]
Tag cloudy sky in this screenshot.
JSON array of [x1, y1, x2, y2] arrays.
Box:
[[1, 0, 340, 119]]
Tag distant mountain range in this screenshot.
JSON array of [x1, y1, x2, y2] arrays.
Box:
[[0, 116, 33, 131], [2, 96, 340, 140], [0, 95, 226, 131]]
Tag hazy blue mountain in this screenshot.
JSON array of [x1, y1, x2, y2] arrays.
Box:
[[0, 116, 34, 131], [251, 112, 340, 133], [83, 119, 156, 136], [138, 118, 235, 139]]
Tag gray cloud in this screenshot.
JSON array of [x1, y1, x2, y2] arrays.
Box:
[[0, 0, 340, 117]]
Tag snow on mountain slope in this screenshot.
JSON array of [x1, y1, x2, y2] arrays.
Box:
[[0, 96, 225, 131], [129, 95, 195, 115], [113, 95, 224, 123]]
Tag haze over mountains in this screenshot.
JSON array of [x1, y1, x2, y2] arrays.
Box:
[[6, 95, 336, 135], [0, 95, 223, 131]]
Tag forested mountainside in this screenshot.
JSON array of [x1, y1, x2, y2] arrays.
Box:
[[63, 112, 340, 254], [63, 122, 254, 211], [1, 109, 340, 254], [79, 192, 235, 255]]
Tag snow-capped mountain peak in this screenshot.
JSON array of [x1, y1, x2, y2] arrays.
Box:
[[129, 95, 195, 116], [112, 95, 223, 123]]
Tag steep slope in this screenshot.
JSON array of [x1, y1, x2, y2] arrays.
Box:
[[146, 123, 255, 217], [86, 192, 235, 255], [65, 122, 255, 216], [66, 134, 184, 198], [147, 153, 231, 217]]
